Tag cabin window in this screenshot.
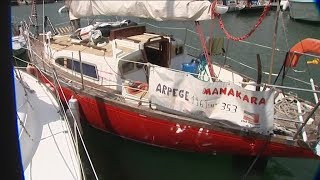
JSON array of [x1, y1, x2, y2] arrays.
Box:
[[55, 57, 70, 68], [136, 59, 144, 69], [55, 57, 98, 80], [175, 46, 183, 55], [55, 58, 64, 66], [70, 60, 81, 73], [66, 59, 74, 69], [82, 63, 98, 79], [121, 62, 135, 74], [70, 60, 98, 79]]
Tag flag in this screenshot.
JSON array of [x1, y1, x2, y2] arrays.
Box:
[[243, 110, 260, 124]]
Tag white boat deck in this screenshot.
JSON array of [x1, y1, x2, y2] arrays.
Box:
[[15, 70, 83, 180]]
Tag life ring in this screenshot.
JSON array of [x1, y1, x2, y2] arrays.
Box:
[[285, 38, 320, 67], [126, 81, 148, 95]]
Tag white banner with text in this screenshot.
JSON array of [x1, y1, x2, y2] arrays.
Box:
[[149, 66, 274, 135]]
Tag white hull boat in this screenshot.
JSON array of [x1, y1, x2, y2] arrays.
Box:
[[15, 68, 83, 180], [288, 0, 320, 22]]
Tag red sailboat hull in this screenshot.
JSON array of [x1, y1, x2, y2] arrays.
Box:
[[36, 71, 319, 159]]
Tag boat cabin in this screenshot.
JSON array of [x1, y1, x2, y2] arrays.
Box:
[[45, 23, 187, 102]]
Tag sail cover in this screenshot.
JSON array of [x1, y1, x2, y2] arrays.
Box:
[[66, 0, 228, 21]]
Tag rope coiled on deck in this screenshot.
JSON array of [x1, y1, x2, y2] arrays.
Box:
[[275, 96, 310, 119]]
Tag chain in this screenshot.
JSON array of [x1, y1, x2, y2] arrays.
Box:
[[214, 1, 272, 41]]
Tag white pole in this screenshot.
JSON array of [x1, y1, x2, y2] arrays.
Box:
[[42, 0, 45, 45], [310, 78, 319, 104], [296, 100, 307, 142]]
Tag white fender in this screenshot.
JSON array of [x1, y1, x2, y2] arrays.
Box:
[[67, 96, 83, 135], [281, 0, 289, 11]]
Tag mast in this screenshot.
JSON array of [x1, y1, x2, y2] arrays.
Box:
[[65, 0, 80, 31], [69, 10, 81, 31], [268, 0, 280, 84], [31, 0, 39, 36]]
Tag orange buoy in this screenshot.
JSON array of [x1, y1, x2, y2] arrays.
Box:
[[285, 38, 320, 67], [26, 64, 36, 76]]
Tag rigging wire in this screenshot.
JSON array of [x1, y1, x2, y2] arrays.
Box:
[[241, 136, 271, 180], [50, 68, 100, 180], [22, 25, 100, 179], [279, 9, 289, 51]]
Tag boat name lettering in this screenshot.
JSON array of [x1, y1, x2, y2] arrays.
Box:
[[156, 83, 189, 101], [202, 88, 266, 105]]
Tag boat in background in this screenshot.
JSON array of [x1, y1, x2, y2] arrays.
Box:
[[236, 0, 270, 13], [220, 0, 285, 13], [15, 68, 84, 180], [218, 0, 246, 12], [288, 0, 320, 22], [242, 0, 269, 11], [12, 23, 27, 57], [281, 0, 290, 11], [10, 0, 57, 6], [12, 35, 26, 57], [23, 0, 320, 160]]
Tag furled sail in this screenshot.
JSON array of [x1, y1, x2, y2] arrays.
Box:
[[65, 0, 228, 21]]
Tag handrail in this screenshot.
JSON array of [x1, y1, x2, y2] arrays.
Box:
[[19, 44, 320, 95], [51, 70, 96, 180], [22, 61, 100, 180], [46, 16, 58, 35], [293, 99, 320, 140], [20, 17, 319, 56], [34, 19, 320, 57], [23, 18, 319, 95]]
